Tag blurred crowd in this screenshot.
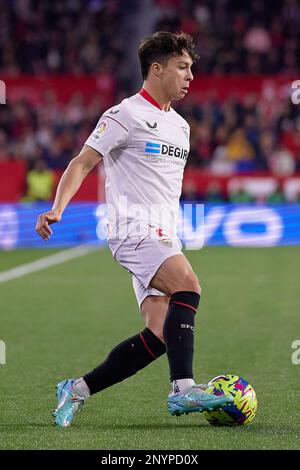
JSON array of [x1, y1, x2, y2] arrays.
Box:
[[0, 91, 105, 168], [1, 0, 300, 202], [176, 91, 300, 175], [155, 0, 300, 75], [1, 0, 300, 76], [1, 89, 299, 176], [0, 0, 124, 75]]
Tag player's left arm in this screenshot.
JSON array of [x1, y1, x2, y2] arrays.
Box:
[[35, 145, 102, 240]]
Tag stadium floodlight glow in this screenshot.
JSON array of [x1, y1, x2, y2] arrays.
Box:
[[0, 80, 6, 104]]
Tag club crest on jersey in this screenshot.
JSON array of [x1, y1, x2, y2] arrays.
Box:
[[92, 119, 108, 139]]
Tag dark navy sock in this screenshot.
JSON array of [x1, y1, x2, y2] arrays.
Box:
[[163, 291, 200, 381], [83, 328, 165, 395]]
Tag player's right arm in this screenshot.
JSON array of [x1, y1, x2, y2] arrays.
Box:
[[35, 145, 102, 240]]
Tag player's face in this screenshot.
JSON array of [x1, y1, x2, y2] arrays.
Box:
[[160, 50, 193, 101]]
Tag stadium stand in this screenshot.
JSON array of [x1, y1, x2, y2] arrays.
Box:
[[1, 0, 300, 202]]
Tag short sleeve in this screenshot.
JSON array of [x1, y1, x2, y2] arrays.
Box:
[[85, 108, 129, 157]]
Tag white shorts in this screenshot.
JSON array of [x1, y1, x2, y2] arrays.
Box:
[[132, 276, 166, 310], [109, 229, 183, 309]]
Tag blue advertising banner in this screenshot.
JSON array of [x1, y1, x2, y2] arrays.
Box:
[[0, 203, 300, 250]]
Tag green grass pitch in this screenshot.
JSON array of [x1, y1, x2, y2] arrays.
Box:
[[0, 246, 299, 450]]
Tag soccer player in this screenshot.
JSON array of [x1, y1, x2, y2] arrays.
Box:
[[36, 31, 233, 427]]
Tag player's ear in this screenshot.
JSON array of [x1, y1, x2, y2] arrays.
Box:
[[152, 62, 163, 78]]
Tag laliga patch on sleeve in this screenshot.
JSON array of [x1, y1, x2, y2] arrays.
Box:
[[91, 119, 108, 140]]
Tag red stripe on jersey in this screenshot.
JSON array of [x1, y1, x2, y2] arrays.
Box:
[[103, 115, 128, 132], [139, 333, 157, 359], [171, 301, 197, 313], [139, 88, 162, 110]]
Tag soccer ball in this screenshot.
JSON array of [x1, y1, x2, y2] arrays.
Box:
[[203, 374, 258, 426]]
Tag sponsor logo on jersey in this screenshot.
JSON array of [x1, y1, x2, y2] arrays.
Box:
[[144, 142, 188, 160], [146, 121, 157, 129], [92, 119, 108, 139], [145, 142, 160, 154]]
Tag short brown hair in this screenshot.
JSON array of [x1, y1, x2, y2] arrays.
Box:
[[138, 31, 198, 80]]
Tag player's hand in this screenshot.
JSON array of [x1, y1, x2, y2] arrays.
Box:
[[35, 209, 62, 240]]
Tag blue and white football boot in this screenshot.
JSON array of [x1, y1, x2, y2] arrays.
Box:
[[167, 383, 234, 416], [53, 379, 85, 427]]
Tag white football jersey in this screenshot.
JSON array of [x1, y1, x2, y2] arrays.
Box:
[[85, 90, 190, 252]]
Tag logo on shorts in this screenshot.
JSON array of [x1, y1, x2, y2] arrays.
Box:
[[152, 226, 173, 248], [159, 237, 173, 248]]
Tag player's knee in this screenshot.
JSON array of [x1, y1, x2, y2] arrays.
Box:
[[145, 320, 165, 344], [152, 327, 164, 343], [179, 271, 201, 295], [188, 276, 201, 295], [142, 295, 169, 343]]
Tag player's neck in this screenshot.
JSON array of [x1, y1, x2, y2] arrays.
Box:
[[140, 84, 171, 112]]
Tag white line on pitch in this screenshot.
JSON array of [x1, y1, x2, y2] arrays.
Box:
[[0, 245, 98, 284]]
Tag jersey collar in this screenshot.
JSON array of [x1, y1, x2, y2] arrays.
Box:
[[139, 88, 163, 110]]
